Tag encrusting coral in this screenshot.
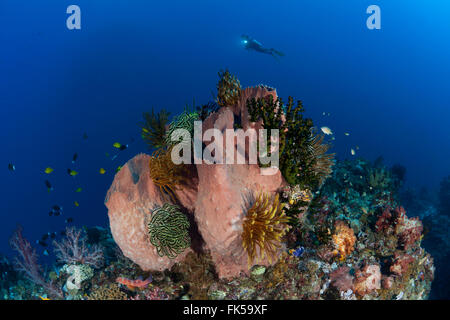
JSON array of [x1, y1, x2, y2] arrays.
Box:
[[242, 192, 291, 266], [88, 283, 127, 300], [147, 203, 191, 259]]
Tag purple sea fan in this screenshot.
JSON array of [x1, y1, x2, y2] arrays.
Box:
[[53, 227, 104, 268], [9, 226, 63, 299]]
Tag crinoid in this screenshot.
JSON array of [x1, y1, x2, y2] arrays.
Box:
[[140, 108, 171, 150], [306, 131, 335, 188], [149, 147, 188, 202], [164, 106, 199, 147], [242, 192, 291, 267], [216, 70, 241, 107], [147, 203, 191, 259]]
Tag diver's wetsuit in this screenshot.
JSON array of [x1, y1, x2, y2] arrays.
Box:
[[241, 34, 284, 59]]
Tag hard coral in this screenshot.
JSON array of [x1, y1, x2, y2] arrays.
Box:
[[390, 252, 415, 276], [375, 206, 423, 251], [147, 203, 191, 259], [88, 283, 127, 300], [242, 192, 291, 266], [353, 264, 381, 296], [332, 221, 356, 261], [329, 266, 353, 292]]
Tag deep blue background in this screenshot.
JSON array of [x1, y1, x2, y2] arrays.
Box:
[[1, 1, 449, 257]]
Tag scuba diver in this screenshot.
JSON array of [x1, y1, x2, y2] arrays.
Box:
[[241, 34, 284, 60]]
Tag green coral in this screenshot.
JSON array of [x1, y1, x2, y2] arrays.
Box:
[[247, 95, 334, 190], [165, 106, 199, 147], [216, 70, 241, 107], [140, 108, 171, 150], [148, 203, 191, 259]]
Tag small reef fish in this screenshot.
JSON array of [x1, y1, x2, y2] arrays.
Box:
[[116, 166, 122, 173], [41, 234, 49, 241], [36, 240, 47, 247], [113, 142, 128, 151], [351, 149, 356, 156], [44, 167, 54, 174], [74, 201, 79, 207], [99, 168, 106, 174], [43, 249, 49, 256], [116, 276, 152, 290], [50, 205, 63, 216], [48, 232, 57, 239], [65, 217, 74, 224], [72, 153, 78, 163], [8, 163, 15, 171], [39, 296, 50, 300], [75, 187, 82, 192], [344, 133, 350, 136], [289, 247, 305, 258], [45, 180, 54, 192], [67, 169, 79, 176], [320, 126, 333, 135]]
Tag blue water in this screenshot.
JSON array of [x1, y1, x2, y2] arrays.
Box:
[[0, 0, 449, 259]]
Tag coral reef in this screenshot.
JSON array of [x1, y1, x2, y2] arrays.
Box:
[[4, 72, 435, 301]]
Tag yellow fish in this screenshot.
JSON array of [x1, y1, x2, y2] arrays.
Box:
[[39, 296, 50, 300], [75, 187, 82, 193], [142, 128, 149, 133], [99, 168, 106, 174], [68, 169, 79, 176], [113, 142, 122, 149], [344, 133, 350, 136], [351, 149, 356, 156], [44, 167, 54, 174], [116, 166, 122, 173], [74, 201, 79, 207]]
